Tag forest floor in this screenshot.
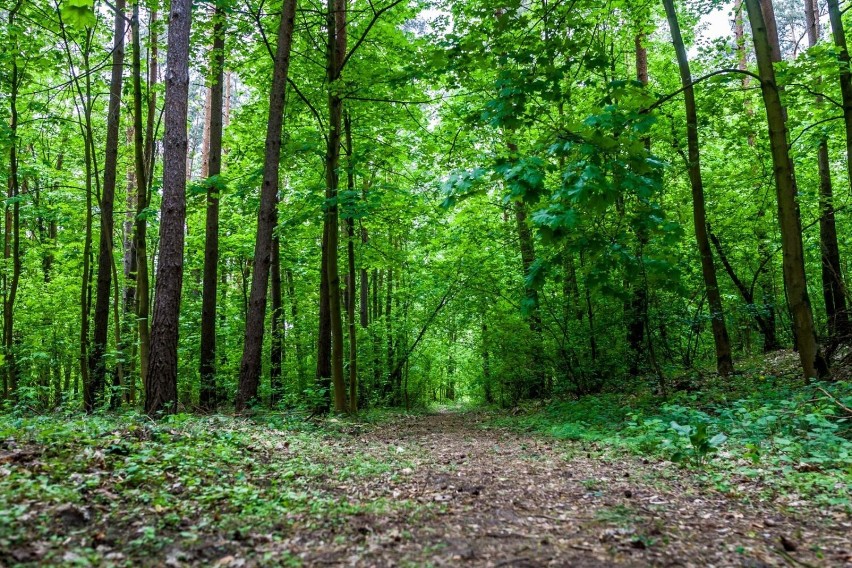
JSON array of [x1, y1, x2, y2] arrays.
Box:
[[1, 407, 850, 567]]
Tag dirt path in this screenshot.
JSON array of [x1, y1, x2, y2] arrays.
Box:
[[274, 411, 849, 567]]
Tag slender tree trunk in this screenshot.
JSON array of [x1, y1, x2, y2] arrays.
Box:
[[745, 0, 825, 377], [664, 0, 734, 376], [359, 226, 369, 328], [57, 15, 97, 405], [513, 199, 546, 396], [735, 0, 781, 352], [316, 222, 332, 409], [88, 0, 126, 411], [235, 0, 298, 411], [270, 211, 284, 405], [123, 127, 138, 403], [3, 5, 22, 399], [344, 112, 357, 413], [385, 266, 394, 393], [132, 6, 157, 398], [146, 0, 193, 415], [804, 0, 851, 346], [286, 269, 305, 389], [324, 0, 348, 413], [826, 0, 852, 193], [199, 5, 226, 410], [627, 32, 651, 375]]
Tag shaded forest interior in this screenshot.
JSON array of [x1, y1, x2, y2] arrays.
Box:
[[0, 0, 851, 414]]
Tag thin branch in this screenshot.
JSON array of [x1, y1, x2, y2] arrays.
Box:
[[788, 115, 844, 147], [642, 69, 762, 114], [340, 0, 405, 73]]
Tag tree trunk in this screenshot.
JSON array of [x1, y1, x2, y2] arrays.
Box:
[[359, 228, 369, 328], [131, 5, 157, 398], [827, 0, 852, 194], [88, 0, 126, 412], [3, 5, 22, 399], [627, 32, 651, 376], [199, 5, 226, 410], [235, 0, 298, 411], [744, 0, 825, 378], [316, 222, 332, 409], [325, 0, 348, 413], [344, 112, 358, 413], [663, 0, 734, 376], [803, 0, 851, 347], [146, 0, 194, 415], [270, 212, 284, 406], [286, 269, 305, 389]]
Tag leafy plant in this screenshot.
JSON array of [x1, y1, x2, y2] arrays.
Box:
[[668, 422, 727, 467]]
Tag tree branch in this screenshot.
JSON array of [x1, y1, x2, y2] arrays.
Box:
[[340, 0, 405, 73], [642, 69, 762, 114]]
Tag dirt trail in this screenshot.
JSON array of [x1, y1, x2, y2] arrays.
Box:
[[283, 411, 850, 567]]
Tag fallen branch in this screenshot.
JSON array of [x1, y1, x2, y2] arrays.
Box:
[[817, 387, 852, 415]]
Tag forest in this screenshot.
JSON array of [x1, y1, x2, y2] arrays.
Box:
[[1, 0, 851, 565]]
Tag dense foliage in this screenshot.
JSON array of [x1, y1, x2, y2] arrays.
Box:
[[0, 0, 851, 417]]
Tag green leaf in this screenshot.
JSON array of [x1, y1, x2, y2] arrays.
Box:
[[61, 0, 96, 29]]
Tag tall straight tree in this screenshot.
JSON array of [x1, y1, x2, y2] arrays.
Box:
[[129, 3, 154, 394], [145, 0, 193, 415], [826, 0, 852, 194], [130, 6, 158, 395], [662, 0, 734, 376], [744, 0, 824, 378], [199, 3, 227, 410], [4, 1, 22, 399], [235, 0, 298, 411], [804, 0, 850, 346], [87, 0, 126, 412], [324, 0, 348, 413], [344, 112, 357, 413]]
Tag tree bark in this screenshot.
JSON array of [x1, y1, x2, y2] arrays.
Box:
[[663, 0, 734, 376], [826, 0, 852, 193], [316, 222, 332, 408], [744, 0, 825, 378], [344, 112, 358, 413], [804, 0, 851, 347], [146, 0, 194, 415], [199, 4, 226, 410], [270, 212, 283, 405], [325, 0, 348, 413], [131, 5, 157, 398], [3, 4, 22, 399], [627, 32, 650, 376], [235, 0, 298, 411], [88, 0, 126, 411]]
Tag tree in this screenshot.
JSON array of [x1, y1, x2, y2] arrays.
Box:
[[324, 0, 349, 413], [146, 0, 194, 415], [744, 0, 824, 378], [663, 0, 734, 376], [803, 0, 850, 347], [87, 0, 126, 411], [3, 1, 23, 400], [235, 0, 298, 411], [826, 0, 852, 193], [200, 3, 227, 410]]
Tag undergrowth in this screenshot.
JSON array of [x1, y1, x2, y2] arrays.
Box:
[[0, 410, 416, 566], [493, 376, 852, 510]]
